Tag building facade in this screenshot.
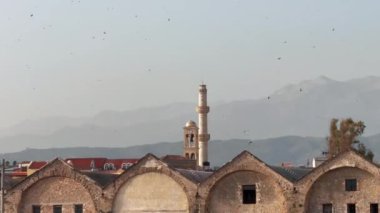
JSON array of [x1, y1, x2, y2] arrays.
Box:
[[4, 85, 380, 213], [4, 149, 379, 213]]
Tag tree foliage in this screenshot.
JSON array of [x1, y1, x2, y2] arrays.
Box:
[[327, 118, 374, 161]]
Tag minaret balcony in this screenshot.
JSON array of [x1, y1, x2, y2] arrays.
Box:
[[198, 134, 210, 141], [196, 106, 209, 113]]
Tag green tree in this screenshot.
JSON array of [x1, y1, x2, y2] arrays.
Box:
[[327, 118, 374, 161]]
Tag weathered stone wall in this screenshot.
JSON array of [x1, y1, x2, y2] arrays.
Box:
[[19, 177, 96, 213], [5, 151, 380, 213], [199, 151, 293, 213], [304, 167, 380, 213], [206, 170, 287, 213], [113, 172, 189, 213], [4, 159, 104, 213], [293, 151, 380, 213], [103, 155, 198, 213]]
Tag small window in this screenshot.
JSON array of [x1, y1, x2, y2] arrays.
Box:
[[242, 185, 256, 204], [190, 153, 195, 160], [74, 204, 83, 213], [53, 205, 62, 213], [345, 179, 357, 191], [371, 204, 379, 213], [322, 203, 333, 213], [347, 203, 356, 213], [32, 205, 41, 213]]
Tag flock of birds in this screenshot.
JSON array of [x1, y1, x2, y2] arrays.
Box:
[[27, 10, 336, 57], [28, 11, 174, 73]]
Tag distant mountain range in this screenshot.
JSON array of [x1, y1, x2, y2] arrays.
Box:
[[1, 134, 380, 166], [1, 76, 380, 153]]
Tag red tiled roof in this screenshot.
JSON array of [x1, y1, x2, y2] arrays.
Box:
[[65, 158, 107, 170], [10, 171, 27, 177], [29, 161, 48, 169]]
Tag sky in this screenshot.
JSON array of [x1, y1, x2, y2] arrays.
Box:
[[1, 0, 380, 128]]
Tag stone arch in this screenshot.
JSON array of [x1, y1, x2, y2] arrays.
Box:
[[205, 170, 288, 213], [304, 166, 380, 213], [18, 176, 97, 213], [112, 171, 190, 213], [103, 155, 198, 212], [4, 159, 103, 212]]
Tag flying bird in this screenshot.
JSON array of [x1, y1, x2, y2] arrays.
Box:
[[277, 57, 282, 60]]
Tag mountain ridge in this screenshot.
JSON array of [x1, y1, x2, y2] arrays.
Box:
[[1, 134, 379, 166], [1, 76, 380, 153]]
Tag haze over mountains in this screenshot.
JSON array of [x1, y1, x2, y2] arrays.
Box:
[[1, 134, 380, 166], [1, 76, 380, 155]]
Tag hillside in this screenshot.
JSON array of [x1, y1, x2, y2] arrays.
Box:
[[1, 76, 380, 153]]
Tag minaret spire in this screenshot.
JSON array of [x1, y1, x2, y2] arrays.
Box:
[[196, 84, 210, 167]]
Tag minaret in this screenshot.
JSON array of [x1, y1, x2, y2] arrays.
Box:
[[196, 84, 210, 167]]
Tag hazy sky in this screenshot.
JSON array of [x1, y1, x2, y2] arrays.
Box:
[[1, 0, 380, 128]]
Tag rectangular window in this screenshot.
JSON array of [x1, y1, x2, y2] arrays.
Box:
[[347, 203, 356, 213], [75, 204, 83, 213], [371, 204, 379, 213], [345, 179, 357, 191], [322, 203, 333, 213], [32, 205, 41, 213], [242, 185, 256, 204], [53, 205, 62, 213]]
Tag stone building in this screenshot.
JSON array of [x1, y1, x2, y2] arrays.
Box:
[[3, 85, 380, 213], [3, 149, 380, 213]]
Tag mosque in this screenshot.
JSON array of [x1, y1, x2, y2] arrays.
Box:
[[2, 85, 380, 213]]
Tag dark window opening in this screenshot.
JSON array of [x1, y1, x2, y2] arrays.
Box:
[[190, 153, 195, 160], [242, 185, 256, 204], [371, 203, 379, 213], [53, 205, 62, 213], [322, 203, 333, 213], [190, 133, 194, 142], [345, 179, 357, 191], [32, 205, 41, 213], [347, 203, 356, 213], [75, 204, 83, 213]]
